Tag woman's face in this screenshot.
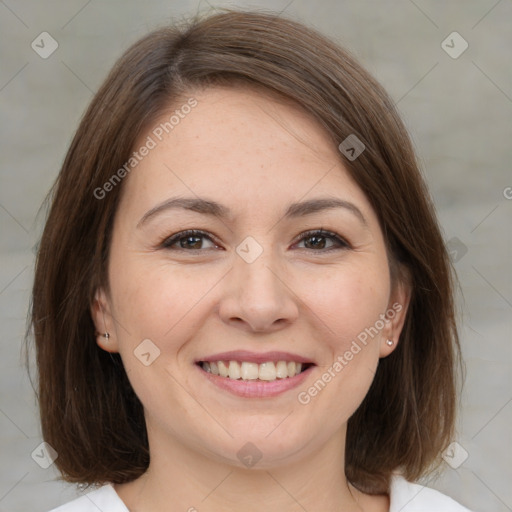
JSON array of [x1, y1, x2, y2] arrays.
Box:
[[92, 86, 409, 469]]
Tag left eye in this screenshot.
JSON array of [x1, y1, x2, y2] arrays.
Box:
[[295, 229, 349, 251], [160, 229, 349, 252]]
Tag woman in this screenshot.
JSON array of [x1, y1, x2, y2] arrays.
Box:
[[30, 9, 472, 511]]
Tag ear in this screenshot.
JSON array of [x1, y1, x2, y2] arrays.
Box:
[[91, 287, 119, 353], [379, 272, 412, 358]]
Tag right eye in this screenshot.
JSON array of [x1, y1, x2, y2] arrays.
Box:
[[160, 229, 220, 251]]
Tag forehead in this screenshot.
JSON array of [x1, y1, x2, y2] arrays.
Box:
[[156, 85, 337, 163], [116, 85, 375, 225]]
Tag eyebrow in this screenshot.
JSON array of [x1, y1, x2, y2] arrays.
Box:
[[136, 196, 368, 228]]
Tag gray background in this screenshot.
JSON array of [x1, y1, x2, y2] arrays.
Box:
[[1, 1, 511, 511]]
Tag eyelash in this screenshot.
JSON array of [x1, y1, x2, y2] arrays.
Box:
[[160, 228, 350, 253]]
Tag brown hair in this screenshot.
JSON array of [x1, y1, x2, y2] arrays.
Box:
[[26, 9, 462, 494]]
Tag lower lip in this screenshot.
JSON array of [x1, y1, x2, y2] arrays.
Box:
[[195, 364, 314, 398]]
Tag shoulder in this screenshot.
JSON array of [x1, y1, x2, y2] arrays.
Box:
[[47, 475, 473, 512], [389, 474, 473, 511], [48, 484, 129, 512]]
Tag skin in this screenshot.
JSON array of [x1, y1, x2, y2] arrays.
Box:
[[91, 85, 411, 512]]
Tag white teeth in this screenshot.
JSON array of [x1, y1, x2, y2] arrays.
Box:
[[275, 361, 288, 378], [218, 360, 229, 377], [228, 360, 241, 379], [201, 360, 309, 381], [258, 362, 276, 381], [241, 362, 259, 380]]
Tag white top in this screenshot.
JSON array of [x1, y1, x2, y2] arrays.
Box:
[[48, 475, 473, 511]]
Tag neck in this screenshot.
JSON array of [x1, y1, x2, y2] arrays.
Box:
[[114, 425, 379, 512]]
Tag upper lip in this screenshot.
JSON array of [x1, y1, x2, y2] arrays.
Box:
[[196, 350, 315, 365]]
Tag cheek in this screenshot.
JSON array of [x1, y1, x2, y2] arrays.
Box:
[[298, 263, 390, 348], [107, 257, 200, 408], [109, 253, 221, 355], [292, 265, 390, 421]]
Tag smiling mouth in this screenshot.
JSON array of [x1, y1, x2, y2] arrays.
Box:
[[197, 360, 314, 382]]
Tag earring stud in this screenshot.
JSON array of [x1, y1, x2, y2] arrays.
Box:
[[96, 331, 110, 339], [386, 339, 394, 346]]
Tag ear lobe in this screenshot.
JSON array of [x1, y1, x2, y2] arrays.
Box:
[[91, 288, 119, 353], [380, 276, 412, 358]]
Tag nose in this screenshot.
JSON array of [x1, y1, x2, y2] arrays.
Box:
[[218, 249, 299, 333]]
